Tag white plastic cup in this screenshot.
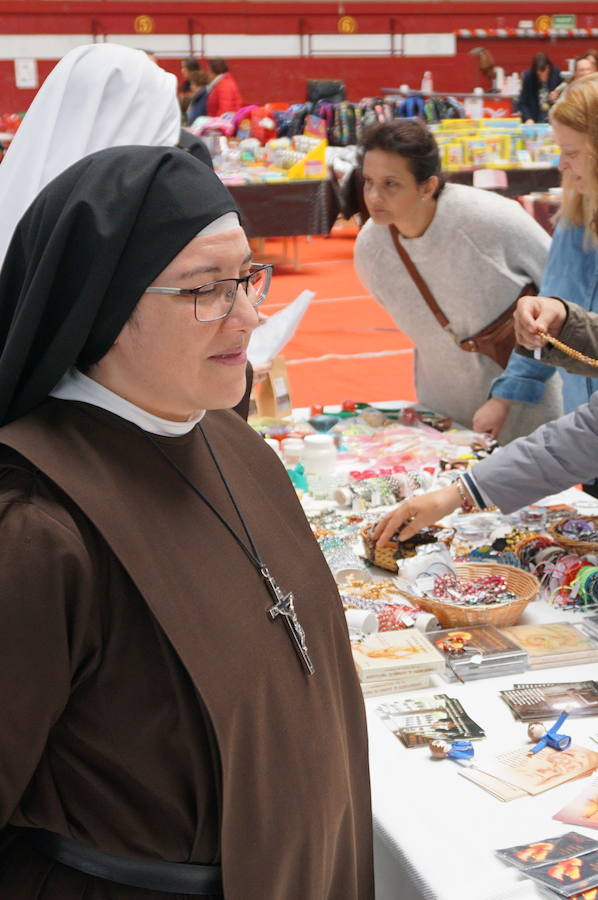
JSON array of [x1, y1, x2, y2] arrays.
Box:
[[301, 434, 337, 476]]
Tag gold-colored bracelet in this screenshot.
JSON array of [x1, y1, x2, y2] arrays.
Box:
[[537, 330, 598, 369]]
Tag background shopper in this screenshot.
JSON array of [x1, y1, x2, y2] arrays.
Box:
[[504, 74, 598, 491], [206, 58, 242, 117], [354, 119, 562, 443], [518, 52, 562, 123]]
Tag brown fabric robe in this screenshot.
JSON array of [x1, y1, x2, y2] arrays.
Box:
[[0, 399, 374, 900]]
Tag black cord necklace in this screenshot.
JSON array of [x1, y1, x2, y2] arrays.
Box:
[[146, 424, 315, 676]]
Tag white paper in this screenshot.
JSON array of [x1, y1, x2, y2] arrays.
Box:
[[247, 290, 314, 365], [14, 58, 38, 89]]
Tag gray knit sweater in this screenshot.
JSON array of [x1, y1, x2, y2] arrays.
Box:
[[354, 183, 562, 443]]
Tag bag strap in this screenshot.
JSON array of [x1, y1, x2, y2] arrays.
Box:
[[389, 225, 456, 336]]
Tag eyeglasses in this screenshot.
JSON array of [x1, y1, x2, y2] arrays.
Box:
[[145, 264, 273, 322]]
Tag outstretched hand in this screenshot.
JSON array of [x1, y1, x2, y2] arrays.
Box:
[[372, 484, 462, 546]]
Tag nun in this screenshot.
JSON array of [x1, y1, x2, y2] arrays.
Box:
[[0, 146, 374, 899], [0, 42, 212, 268]]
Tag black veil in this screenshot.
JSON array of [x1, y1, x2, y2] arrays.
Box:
[[0, 145, 238, 425]]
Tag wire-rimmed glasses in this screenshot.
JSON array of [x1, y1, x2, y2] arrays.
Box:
[[146, 263, 273, 322]]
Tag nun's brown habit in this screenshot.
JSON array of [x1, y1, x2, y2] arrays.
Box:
[[0, 147, 374, 899]]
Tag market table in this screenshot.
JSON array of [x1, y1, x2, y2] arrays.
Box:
[[227, 178, 341, 268], [447, 167, 561, 199], [227, 178, 340, 238], [367, 487, 598, 900]]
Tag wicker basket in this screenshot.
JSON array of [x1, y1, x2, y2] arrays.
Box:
[[360, 523, 452, 574], [403, 562, 540, 628], [549, 516, 598, 555]]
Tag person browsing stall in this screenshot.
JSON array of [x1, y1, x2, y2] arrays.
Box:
[[206, 58, 242, 117], [501, 75, 598, 492], [373, 292, 598, 547], [0, 146, 374, 899], [354, 119, 562, 443], [519, 52, 562, 123]]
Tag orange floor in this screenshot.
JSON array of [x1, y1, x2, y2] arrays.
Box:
[[262, 222, 416, 408]]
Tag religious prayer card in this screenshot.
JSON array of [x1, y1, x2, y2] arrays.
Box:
[[526, 849, 598, 897], [496, 832, 598, 872], [474, 745, 598, 796], [555, 778, 598, 831], [352, 630, 445, 682], [459, 767, 527, 802], [376, 693, 485, 748], [500, 624, 598, 669], [502, 682, 598, 721]]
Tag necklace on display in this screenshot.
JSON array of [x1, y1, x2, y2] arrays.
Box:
[[537, 330, 598, 369], [146, 426, 315, 676]]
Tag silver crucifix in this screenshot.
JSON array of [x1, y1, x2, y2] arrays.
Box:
[[261, 568, 315, 675]]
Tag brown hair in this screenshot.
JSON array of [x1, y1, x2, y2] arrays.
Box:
[[208, 58, 229, 75], [357, 120, 445, 198], [551, 74, 598, 243]]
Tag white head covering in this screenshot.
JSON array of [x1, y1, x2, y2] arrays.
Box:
[[0, 43, 181, 265]]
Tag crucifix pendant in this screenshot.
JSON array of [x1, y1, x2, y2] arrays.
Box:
[[261, 567, 315, 675]]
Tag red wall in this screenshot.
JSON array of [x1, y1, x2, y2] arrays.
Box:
[[0, 1, 595, 112]]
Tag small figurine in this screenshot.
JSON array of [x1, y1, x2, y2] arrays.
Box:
[[429, 739, 474, 762], [429, 739, 451, 759], [528, 711, 571, 755], [527, 722, 546, 743]]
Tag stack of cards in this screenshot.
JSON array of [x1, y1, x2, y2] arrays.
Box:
[[351, 630, 445, 697], [376, 693, 485, 748], [501, 682, 598, 721], [496, 832, 598, 898], [460, 744, 598, 802], [499, 624, 598, 670], [429, 624, 528, 682]]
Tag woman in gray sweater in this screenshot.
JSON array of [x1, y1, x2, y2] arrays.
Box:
[[374, 295, 598, 546], [354, 120, 562, 444]]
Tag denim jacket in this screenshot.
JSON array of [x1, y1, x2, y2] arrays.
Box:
[[490, 222, 598, 410]]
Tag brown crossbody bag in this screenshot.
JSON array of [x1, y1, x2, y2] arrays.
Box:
[[389, 225, 537, 370]]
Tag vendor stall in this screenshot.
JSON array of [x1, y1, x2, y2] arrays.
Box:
[[252, 403, 598, 900]]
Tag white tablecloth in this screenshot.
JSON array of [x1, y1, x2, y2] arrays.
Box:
[[368, 488, 598, 900]]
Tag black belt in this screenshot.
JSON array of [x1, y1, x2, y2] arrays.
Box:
[[22, 828, 222, 895]]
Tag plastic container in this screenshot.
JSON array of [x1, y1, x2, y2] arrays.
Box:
[[302, 434, 337, 497], [302, 434, 336, 475], [281, 438, 304, 466]]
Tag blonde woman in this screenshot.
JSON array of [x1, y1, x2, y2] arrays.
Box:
[[503, 73, 598, 490]]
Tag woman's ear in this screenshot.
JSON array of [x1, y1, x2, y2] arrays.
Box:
[[422, 175, 439, 200]]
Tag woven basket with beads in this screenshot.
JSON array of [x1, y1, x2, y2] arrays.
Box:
[[360, 523, 452, 574], [549, 516, 598, 556], [402, 562, 539, 628]]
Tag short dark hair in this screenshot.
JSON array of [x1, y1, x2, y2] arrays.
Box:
[[358, 120, 445, 198], [182, 57, 199, 71], [208, 58, 229, 75]]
